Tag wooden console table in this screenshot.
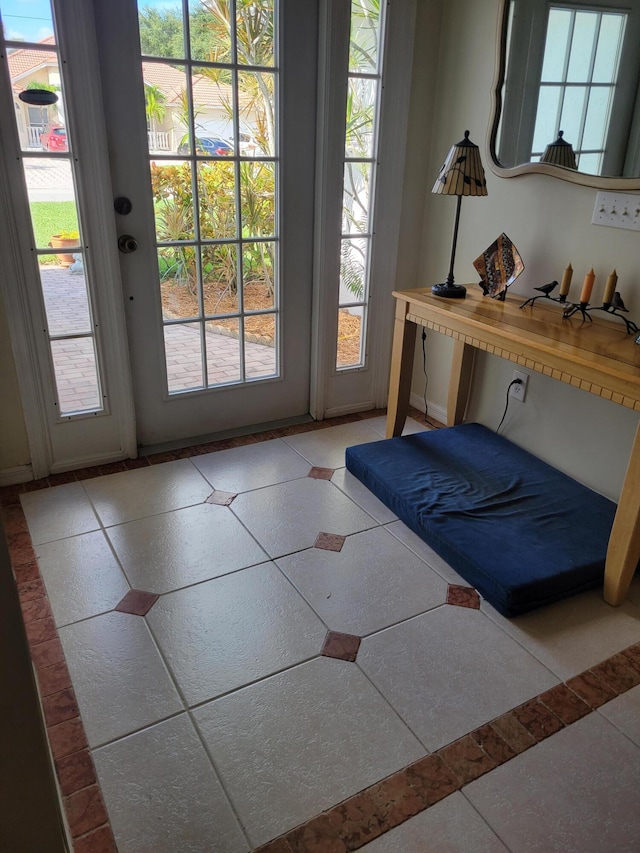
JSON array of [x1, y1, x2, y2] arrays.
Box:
[[386, 287, 640, 606]]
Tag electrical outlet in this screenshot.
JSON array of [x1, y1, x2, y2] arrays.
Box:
[[510, 369, 528, 402], [592, 192, 640, 231]]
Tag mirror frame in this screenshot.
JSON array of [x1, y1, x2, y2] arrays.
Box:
[[487, 0, 640, 190]]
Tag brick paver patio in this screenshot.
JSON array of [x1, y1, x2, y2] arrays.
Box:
[[41, 266, 276, 413]]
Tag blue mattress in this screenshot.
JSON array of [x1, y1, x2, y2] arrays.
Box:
[[345, 423, 616, 616]]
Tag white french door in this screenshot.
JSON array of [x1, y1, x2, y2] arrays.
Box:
[[0, 0, 416, 475]]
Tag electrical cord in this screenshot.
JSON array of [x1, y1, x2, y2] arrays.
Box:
[[421, 330, 440, 429], [496, 378, 522, 434]]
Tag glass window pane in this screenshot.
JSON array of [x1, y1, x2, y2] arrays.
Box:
[[51, 337, 102, 415], [592, 13, 625, 84], [24, 158, 79, 249], [337, 306, 364, 368], [576, 152, 602, 173], [241, 161, 275, 238], [41, 259, 91, 336], [559, 86, 587, 142], [164, 322, 204, 393], [345, 77, 377, 158], [138, 1, 185, 59], [2, 0, 55, 42], [159, 247, 198, 321], [349, 0, 381, 73], [582, 86, 613, 150], [236, 0, 274, 67], [342, 161, 371, 234], [192, 66, 234, 150], [245, 314, 276, 379], [198, 161, 236, 239], [142, 63, 185, 155], [206, 318, 241, 385], [243, 241, 275, 310], [340, 237, 368, 304], [541, 8, 572, 82], [8, 47, 65, 153], [532, 86, 562, 152], [203, 244, 239, 316], [152, 163, 195, 241], [238, 70, 275, 156], [567, 11, 598, 83], [189, 0, 232, 63]]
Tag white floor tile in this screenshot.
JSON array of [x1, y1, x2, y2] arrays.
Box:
[[360, 792, 509, 852], [146, 563, 327, 705], [281, 421, 382, 468], [20, 482, 100, 545], [82, 459, 212, 526], [231, 477, 377, 558], [358, 607, 558, 751], [365, 416, 429, 437], [192, 657, 425, 848], [384, 520, 469, 585], [106, 503, 268, 594], [481, 590, 640, 681], [191, 438, 312, 492], [93, 714, 248, 853], [465, 713, 640, 852], [598, 683, 640, 746], [59, 611, 183, 747], [277, 527, 447, 636], [36, 530, 130, 627], [331, 467, 398, 523]]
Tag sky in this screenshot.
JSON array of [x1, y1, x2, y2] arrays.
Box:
[[0, 0, 183, 43]]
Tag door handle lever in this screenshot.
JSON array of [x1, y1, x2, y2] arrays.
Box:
[[118, 234, 138, 253]]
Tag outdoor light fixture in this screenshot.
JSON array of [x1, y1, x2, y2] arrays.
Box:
[[540, 130, 577, 170], [432, 130, 487, 299]]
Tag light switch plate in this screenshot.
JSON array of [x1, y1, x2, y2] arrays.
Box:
[[592, 192, 640, 231]]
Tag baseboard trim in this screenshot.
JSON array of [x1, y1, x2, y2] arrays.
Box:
[[0, 465, 34, 486], [409, 393, 446, 425], [322, 401, 376, 419]]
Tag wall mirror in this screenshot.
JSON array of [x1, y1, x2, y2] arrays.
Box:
[[489, 0, 640, 188]]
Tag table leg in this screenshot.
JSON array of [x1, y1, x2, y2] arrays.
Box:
[[385, 299, 417, 438], [447, 340, 475, 426], [604, 419, 640, 605]]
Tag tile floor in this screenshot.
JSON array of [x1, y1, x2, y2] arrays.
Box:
[[10, 414, 640, 852]]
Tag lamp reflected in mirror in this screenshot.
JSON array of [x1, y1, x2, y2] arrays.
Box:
[[540, 131, 577, 169]]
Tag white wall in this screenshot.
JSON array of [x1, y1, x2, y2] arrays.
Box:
[[412, 0, 640, 501]]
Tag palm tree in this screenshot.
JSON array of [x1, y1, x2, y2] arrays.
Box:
[[144, 83, 167, 130]]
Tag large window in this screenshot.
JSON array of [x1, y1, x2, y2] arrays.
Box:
[[138, 0, 278, 393]]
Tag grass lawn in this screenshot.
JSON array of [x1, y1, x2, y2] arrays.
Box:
[[30, 201, 78, 263]]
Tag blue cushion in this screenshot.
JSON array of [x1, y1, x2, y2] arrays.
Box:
[[345, 423, 616, 616]]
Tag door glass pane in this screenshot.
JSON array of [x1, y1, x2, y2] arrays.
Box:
[[164, 323, 204, 392], [245, 314, 276, 379], [349, 0, 381, 73], [559, 85, 587, 141], [236, 0, 274, 67], [137, 0, 279, 395], [242, 241, 275, 309], [593, 14, 625, 83], [139, 2, 186, 59], [340, 237, 368, 304], [582, 87, 613, 150], [532, 86, 561, 153], [541, 8, 571, 82], [203, 244, 239, 315], [207, 318, 241, 386], [345, 77, 377, 158], [337, 305, 364, 368], [188, 0, 232, 64], [567, 12, 598, 82], [2, 0, 54, 42], [50, 338, 102, 416], [342, 161, 371, 234], [4, 11, 104, 417]]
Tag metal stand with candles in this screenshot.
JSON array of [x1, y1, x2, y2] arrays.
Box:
[[520, 263, 574, 310], [562, 298, 640, 335]]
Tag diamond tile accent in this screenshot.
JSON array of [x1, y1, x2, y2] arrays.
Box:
[[308, 467, 335, 480], [314, 532, 346, 552], [114, 589, 159, 617], [321, 630, 361, 662], [205, 490, 237, 506], [447, 584, 480, 609]]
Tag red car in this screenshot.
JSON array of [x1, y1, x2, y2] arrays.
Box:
[[40, 126, 68, 152]]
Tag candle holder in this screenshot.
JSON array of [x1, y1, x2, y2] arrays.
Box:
[[519, 281, 568, 308], [562, 294, 640, 335]]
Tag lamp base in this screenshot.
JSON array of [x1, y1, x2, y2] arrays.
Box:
[[431, 282, 467, 299]]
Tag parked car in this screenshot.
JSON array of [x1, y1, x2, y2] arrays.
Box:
[[40, 126, 68, 152], [177, 137, 232, 156]]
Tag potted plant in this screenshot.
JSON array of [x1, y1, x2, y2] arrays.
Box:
[[49, 229, 80, 268]]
